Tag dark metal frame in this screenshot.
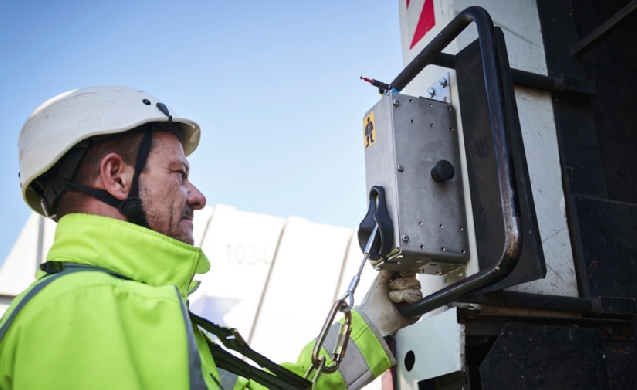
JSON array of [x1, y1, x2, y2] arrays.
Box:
[[457, 290, 636, 316], [390, 6, 522, 318], [431, 53, 596, 97], [570, 0, 637, 56]]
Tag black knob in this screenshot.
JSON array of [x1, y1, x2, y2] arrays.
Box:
[[431, 160, 455, 183]]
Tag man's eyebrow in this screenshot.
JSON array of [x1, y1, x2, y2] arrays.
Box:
[[171, 160, 190, 172]]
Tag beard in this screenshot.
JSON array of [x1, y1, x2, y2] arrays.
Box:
[[159, 205, 194, 245], [170, 205, 195, 245], [142, 190, 195, 245]]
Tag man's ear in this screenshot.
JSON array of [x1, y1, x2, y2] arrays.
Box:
[[97, 153, 135, 201]]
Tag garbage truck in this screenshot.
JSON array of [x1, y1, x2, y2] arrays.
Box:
[[364, 1, 636, 388]]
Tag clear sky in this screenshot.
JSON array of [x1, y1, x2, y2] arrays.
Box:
[[0, 1, 403, 265]]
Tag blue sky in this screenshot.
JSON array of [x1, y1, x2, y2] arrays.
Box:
[[0, 1, 403, 265]]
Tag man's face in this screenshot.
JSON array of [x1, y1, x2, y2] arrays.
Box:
[[138, 131, 206, 245]]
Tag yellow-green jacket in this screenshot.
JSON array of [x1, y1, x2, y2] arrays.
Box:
[[0, 214, 394, 389]]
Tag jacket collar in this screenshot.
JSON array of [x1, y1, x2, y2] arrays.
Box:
[[46, 213, 210, 297]]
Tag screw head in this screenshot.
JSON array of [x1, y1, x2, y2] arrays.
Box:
[[397, 165, 404, 172], [402, 235, 409, 242], [426, 88, 436, 98], [438, 77, 448, 87], [392, 99, 399, 106]]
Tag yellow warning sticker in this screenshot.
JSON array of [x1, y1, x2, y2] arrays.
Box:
[[363, 111, 376, 149]]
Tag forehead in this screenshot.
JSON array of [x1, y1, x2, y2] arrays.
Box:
[[149, 131, 187, 163]]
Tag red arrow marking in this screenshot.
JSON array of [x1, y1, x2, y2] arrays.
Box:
[[409, 0, 436, 49]]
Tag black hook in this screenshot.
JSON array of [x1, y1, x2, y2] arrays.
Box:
[[358, 186, 394, 260]]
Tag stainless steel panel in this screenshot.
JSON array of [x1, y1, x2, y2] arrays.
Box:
[[363, 92, 469, 274]]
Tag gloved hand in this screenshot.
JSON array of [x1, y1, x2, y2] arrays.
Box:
[[355, 270, 423, 336]]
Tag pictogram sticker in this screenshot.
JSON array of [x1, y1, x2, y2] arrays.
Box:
[[363, 111, 376, 149]]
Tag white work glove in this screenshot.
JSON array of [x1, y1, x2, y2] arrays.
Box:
[[355, 270, 423, 336]]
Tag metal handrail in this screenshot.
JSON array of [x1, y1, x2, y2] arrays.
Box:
[[392, 6, 523, 318]]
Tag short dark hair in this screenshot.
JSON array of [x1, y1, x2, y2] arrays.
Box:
[[55, 129, 146, 219]]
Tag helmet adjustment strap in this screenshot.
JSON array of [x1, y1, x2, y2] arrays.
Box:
[[32, 139, 92, 218], [33, 125, 155, 228], [117, 125, 154, 228]]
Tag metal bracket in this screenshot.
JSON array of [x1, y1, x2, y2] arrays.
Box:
[[443, 265, 467, 284], [424, 72, 451, 103]]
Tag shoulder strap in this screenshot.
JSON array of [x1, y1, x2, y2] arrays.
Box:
[[190, 312, 311, 390]]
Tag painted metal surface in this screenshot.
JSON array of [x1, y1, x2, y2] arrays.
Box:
[[452, 35, 547, 294], [389, 2, 583, 388], [480, 323, 608, 389], [394, 307, 464, 387], [397, 0, 577, 298]]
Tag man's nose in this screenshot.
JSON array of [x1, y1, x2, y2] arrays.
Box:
[[187, 183, 206, 210]]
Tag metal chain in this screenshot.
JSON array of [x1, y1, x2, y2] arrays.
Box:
[[305, 226, 379, 387]]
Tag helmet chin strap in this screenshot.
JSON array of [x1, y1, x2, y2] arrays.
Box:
[[116, 126, 154, 227], [34, 125, 155, 228]]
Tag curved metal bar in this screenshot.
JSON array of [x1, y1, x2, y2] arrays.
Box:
[[393, 6, 522, 318]]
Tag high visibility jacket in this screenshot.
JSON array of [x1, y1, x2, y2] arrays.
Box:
[[0, 214, 395, 389]]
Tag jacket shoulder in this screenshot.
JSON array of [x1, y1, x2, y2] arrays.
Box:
[[0, 272, 198, 390], [2, 271, 181, 336]]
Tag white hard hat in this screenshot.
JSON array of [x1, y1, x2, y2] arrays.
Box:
[[18, 86, 201, 215]]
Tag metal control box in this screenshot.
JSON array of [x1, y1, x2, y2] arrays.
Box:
[[363, 91, 469, 274]]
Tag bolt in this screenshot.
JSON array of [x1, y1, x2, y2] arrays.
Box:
[[392, 99, 399, 106], [402, 235, 409, 243], [438, 77, 448, 87], [426, 88, 436, 98], [397, 165, 404, 172]]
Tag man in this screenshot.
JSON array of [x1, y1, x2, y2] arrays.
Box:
[[0, 86, 422, 389]]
